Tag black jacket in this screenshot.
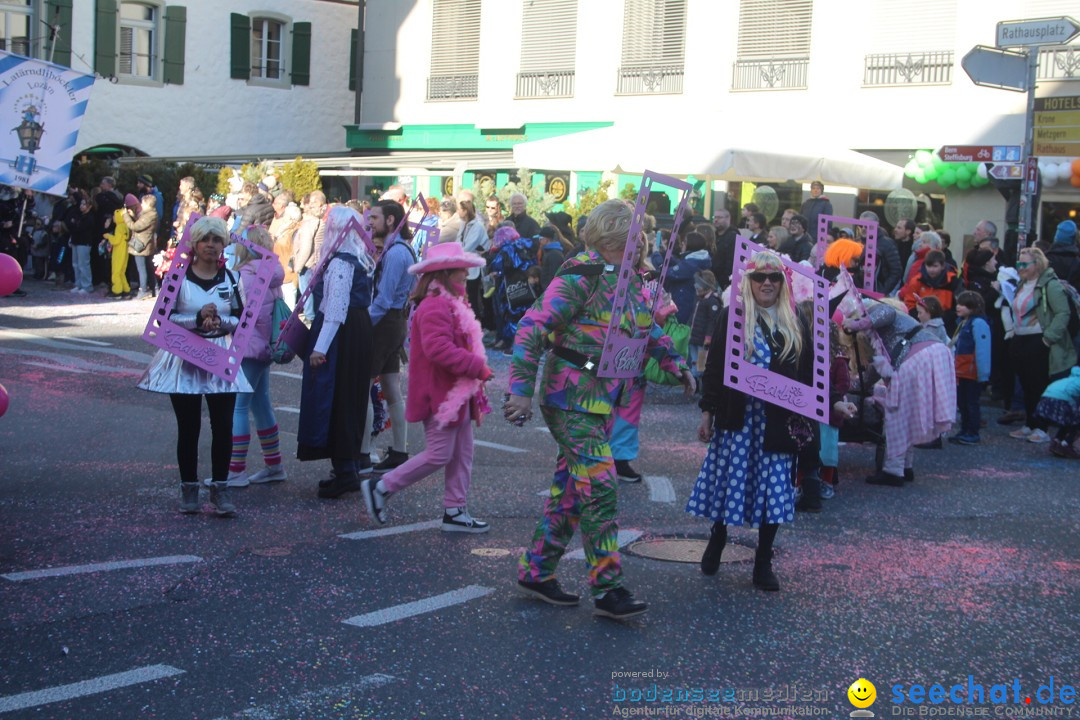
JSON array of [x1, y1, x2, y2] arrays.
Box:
[[874, 233, 903, 295], [712, 227, 739, 289], [800, 196, 833, 236], [699, 307, 815, 454], [1046, 244, 1080, 287], [236, 194, 275, 234]]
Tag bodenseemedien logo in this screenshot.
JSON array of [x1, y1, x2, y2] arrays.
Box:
[[849, 678, 877, 718]]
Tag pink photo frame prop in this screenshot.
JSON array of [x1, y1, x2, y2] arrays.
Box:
[[276, 213, 375, 359], [723, 237, 831, 422], [596, 170, 693, 379], [141, 214, 276, 383], [814, 214, 878, 290]]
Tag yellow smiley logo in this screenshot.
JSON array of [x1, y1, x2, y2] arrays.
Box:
[[848, 678, 876, 708]]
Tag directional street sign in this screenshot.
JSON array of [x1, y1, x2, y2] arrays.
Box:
[[989, 164, 1023, 180], [938, 145, 1021, 162], [961, 45, 1029, 92], [1033, 96, 1080, 157], [1025, 157, 1039, 196], [997, 16, 1080, 48]]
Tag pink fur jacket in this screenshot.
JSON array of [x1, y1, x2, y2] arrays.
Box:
[[405, 283, 492, 427]]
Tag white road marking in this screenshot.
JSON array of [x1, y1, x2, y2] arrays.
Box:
[[271, 371, 303, 379], [533, 426, 551, 433], [21, 361, 88, 374], [207, 675, 397, 720], [537, 489, 552, 497], [0, 326, 153, 364], [0, 347, 142, 376], [473, 439, 526, 454], [0, 664, 184, 713], [343, 585, 495, 627], [566, 529, 643, 560], [53, 336, 112, 346], [274, 406, 300, 414], [339, 520, 441, 540], [644, 476, 676, 503], [2, 555, 202, 582]]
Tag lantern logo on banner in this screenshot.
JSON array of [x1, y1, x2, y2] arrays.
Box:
[[596, 170, 692, 379], [814, 214, 878, 292], [0, 50, 95, 195], [724, 237, 831, 422], [141, 214, 276, 383]]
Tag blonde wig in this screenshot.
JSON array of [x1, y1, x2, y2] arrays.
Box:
[[738, 251, 803, 364], [580, 199, 633, 254]]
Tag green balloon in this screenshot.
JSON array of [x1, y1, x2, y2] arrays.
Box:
[[914, 171, 928, 184], [971, 174, 990, 187], [956, 166, 972, 182], [939, 168, 957, 187], [956, 177, 971, 190], [924, 167, 939, 181], [915, 150, 933, 167]]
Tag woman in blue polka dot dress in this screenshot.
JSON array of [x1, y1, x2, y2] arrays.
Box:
[[688, 251, 814, 591]]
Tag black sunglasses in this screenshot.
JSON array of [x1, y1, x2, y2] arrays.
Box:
[[748, 271, 784, 284]]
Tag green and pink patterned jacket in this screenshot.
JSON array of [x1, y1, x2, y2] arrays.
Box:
[[509, 251, 688, 415]]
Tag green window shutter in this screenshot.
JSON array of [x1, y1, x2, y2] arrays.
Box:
[[349, 28, 357, 91], [44, 0, 73, 67], [163, 6, 187, 85], [94, 0, 118, 77], [230, 13, 251, 80], [291, 21, 311, 86]]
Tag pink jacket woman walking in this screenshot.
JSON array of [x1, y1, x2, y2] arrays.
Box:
[[362, 242, 494, 533]]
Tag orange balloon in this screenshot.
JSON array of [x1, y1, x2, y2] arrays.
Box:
[[1073, 158, 1080, 176], [1072, 174, 1080, 188]]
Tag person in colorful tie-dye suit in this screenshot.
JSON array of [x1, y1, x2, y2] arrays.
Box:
[[506, 199, 693, 621]]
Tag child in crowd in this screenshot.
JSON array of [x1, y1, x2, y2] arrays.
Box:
[[821, 320, 854, 497], [688, 270, 721, 383], [362, 242, 494, 533], [948, 291, 991, 446], [1036, 366, 1080, 459], [916, 296, 949, 343]]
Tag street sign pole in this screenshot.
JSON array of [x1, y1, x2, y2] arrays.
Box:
[[1018, 48, 1039, 245]]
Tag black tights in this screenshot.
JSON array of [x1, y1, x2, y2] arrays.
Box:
[[169, 393, 236, 484]]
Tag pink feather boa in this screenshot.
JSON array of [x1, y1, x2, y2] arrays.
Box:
[[429, 282, 491, 428]]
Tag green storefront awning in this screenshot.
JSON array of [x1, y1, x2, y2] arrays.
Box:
[[345, 121, 613, 152]]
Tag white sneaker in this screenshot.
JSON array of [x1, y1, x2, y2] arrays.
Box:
[[1009, 426, 1033, 439], [1027, 429, 1051, 444], [204, 471, 249, 488], [441, 508, 490, 534], [248, 465, 287, 484]]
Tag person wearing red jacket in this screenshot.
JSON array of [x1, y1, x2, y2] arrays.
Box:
[[361, 242, 494, 533], [898, 250, 961, 332]]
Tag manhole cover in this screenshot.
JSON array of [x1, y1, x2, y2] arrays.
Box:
[[250, 546, 292, 557], [626, 539, 753, 564], [471, 548, 513, 558]]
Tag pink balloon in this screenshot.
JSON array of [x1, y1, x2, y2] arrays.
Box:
[[0, 383, 8, 419], [0, 253, 23, 296]]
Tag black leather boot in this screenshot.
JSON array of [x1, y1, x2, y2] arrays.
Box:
[[700, 522, 727, 576], [752, 523, 780, 591]]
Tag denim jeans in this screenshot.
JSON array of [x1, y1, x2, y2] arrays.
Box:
[[957, 378, 982, 437], [298, 269, 315, 319], [234, 359, 276, 437], [72, 244, 92, 291]]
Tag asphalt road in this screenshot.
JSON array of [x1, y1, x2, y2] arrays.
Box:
[[1, 280, 1078, 720]]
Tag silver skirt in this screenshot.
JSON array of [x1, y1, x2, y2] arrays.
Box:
[[137, 336, 254, 394]]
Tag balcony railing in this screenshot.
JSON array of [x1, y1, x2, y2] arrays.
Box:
[[615, 64, 684, 95], [515, 70, 575, 99], [863, 51, 953, 87], [1038, 46, 1080, 82], [426, 74, 478, 101], [731, 57, 808, 91]]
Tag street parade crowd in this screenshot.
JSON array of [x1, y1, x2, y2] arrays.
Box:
[[4, 173, 1080, 621]]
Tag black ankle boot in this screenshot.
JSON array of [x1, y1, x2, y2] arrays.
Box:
[[752, 524, 780, 591], [700, 522, 727, 576]]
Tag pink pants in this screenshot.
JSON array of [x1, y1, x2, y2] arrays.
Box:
[[380, 417, 474, 508]]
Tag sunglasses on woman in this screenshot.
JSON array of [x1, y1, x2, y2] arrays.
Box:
[[748, 271, 784, 284]]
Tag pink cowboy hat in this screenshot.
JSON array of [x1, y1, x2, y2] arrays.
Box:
[[408, 242, 486, 275]]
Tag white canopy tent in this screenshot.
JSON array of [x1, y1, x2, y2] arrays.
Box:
[[512, 123, 904, 191]]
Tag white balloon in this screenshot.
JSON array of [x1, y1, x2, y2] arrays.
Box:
[[1058, 161, 1073, 177], [1043, 164, 1059, 181], [976, 163, 988, 179], [1044, 171, 1059, 187]]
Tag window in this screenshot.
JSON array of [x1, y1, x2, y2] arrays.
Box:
[[230, 13, 309, 87], [428, 0, 480, 101], [863, 0, 954, 86], [94, 1, 184, 84], [251, 17, 283, 80], [119, 2, 156, 78], [617, 0, 686, 95], [733, 0, 812, 91], [517, 0, 577, 98], [0, 0, 33, 57]]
